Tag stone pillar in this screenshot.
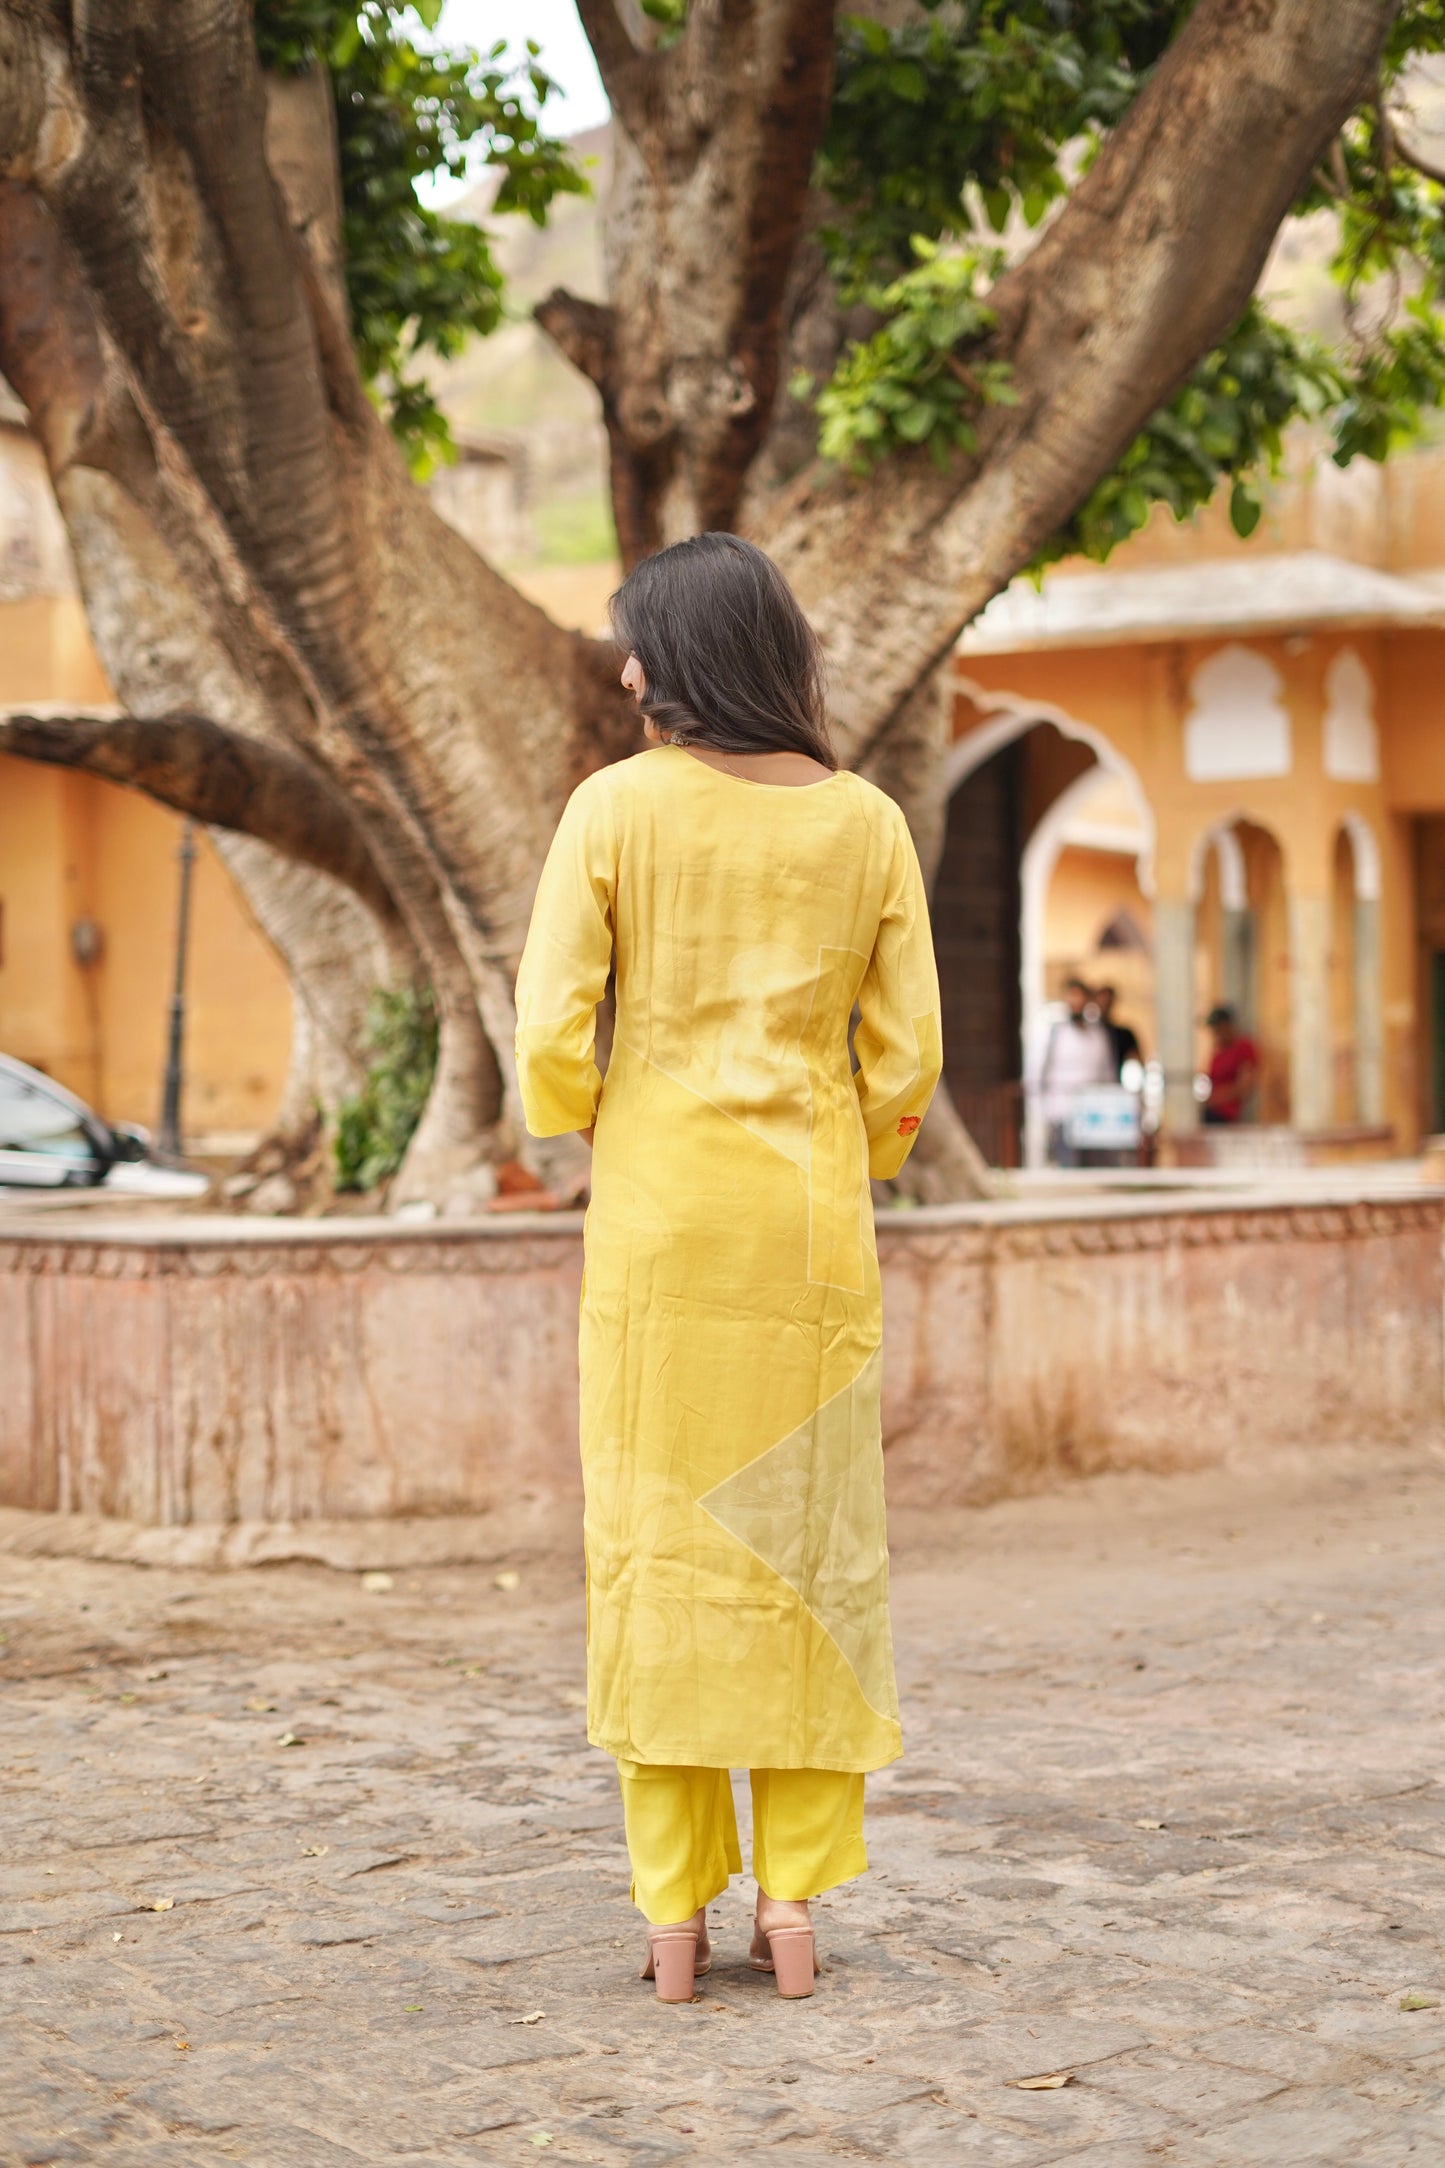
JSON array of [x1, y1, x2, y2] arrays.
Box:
[[1354, 896, 1385, 1125], [1288, 893, 1332, 1133], [1221, 907, 1255, 1030], [1155, 896, 1199, 1137]]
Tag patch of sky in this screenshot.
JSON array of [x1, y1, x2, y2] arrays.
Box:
[[414, 0, 610, 208]]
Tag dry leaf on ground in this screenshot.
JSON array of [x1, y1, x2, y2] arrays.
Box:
[[1011, 2071, 1075, 2090], [511, 2010, 545, 2025]]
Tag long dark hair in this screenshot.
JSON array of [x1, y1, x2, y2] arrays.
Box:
[[609, 532, 836, 768]]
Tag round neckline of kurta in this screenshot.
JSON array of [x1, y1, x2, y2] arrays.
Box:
[[665, 744, 845, 793]]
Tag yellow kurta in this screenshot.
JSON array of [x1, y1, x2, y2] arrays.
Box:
[[514, 745, 942, 1772]]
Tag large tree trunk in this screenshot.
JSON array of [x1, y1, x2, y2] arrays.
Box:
[[0, 0, 1397, 1209], [0, 26, 623, 1200], [540, 0, 837, 563], [211, 836, 385, 1213]]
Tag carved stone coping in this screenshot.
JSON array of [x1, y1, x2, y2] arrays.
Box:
[[0, 1210, 585, 1279], [0, 1184, 1437, 1280], [877, 1187, 1445, 1265]]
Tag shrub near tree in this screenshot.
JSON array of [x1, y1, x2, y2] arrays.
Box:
[[0, 0, 1441, 1204]]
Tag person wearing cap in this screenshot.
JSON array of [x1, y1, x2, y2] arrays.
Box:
[[1203, 1004, 1258, 1124]]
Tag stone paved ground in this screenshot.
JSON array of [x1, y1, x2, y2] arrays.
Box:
[[3, 1441, 1445, 2168]]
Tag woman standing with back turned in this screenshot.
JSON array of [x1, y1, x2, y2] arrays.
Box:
[[514, 534, 942, 2002]]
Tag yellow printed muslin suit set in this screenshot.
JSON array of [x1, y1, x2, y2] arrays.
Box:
[[514, 746, 942, 1922]]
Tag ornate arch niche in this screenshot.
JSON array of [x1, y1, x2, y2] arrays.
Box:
[[1183, 645, 1292, 781], [1188, 818, 1254, 1031], [1187, 814, 1291, 1124], [1322, 649, 1381, 784]]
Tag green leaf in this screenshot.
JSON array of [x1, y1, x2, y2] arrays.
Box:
[[329, 15, 361, 68], [893, 398, 940, 442], [1229, 480, 1262, 538], [851, 17, 892, 59], [888, 60, 928, 103], [980, 183, 1011, 234]]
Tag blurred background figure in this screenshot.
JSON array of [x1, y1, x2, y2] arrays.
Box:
[[1203, 1003, 1258, 1126], [1039, 978, 1115, 1166]]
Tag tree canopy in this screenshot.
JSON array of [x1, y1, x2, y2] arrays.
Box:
[[278, 0, 1445, 553]]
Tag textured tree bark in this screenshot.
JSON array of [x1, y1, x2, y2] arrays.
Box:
[[542, 0, 839, 562], [0, 0, 1398, 1207], [209, 835, 386, 1211], [0, 707, 404, 934]]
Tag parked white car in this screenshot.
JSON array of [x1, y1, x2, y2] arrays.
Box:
[[0, 1053, 210, 1198]]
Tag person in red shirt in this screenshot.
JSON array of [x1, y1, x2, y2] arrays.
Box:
[[1204, 1003, 1258, 1124]]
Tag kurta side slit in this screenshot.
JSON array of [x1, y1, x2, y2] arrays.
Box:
[[515, 745, 943, 1780]]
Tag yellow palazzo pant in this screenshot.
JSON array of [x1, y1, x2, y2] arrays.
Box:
[[617, 1760, 867, 1924]]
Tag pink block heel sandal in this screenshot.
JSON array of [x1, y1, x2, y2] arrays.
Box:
[[748, 1922, 820, 1998], [640, 1910, 711, 2003]]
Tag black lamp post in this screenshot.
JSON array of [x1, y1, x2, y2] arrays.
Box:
[[158, 818, 198, 1158]]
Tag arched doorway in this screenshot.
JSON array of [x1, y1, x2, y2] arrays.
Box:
[[1190, 815, 1289, 1124], [935, 688, 1155, 1165]]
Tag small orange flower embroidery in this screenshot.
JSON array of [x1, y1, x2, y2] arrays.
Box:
[[897, 1114, 922, 1136]]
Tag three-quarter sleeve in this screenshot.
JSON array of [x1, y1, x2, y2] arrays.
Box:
[[854, 806, 944, 1180], [514, 773, 617, 1138]]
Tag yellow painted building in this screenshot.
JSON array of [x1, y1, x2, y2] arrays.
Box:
[[943, 439, 1445, 1162]]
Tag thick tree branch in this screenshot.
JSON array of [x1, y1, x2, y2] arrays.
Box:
[[572, 0, 657, 142], [534, 289, 615, 390], [0, 706, 403, 936], [765, 0, 1400, 760], [567, 0, 838, 558]]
